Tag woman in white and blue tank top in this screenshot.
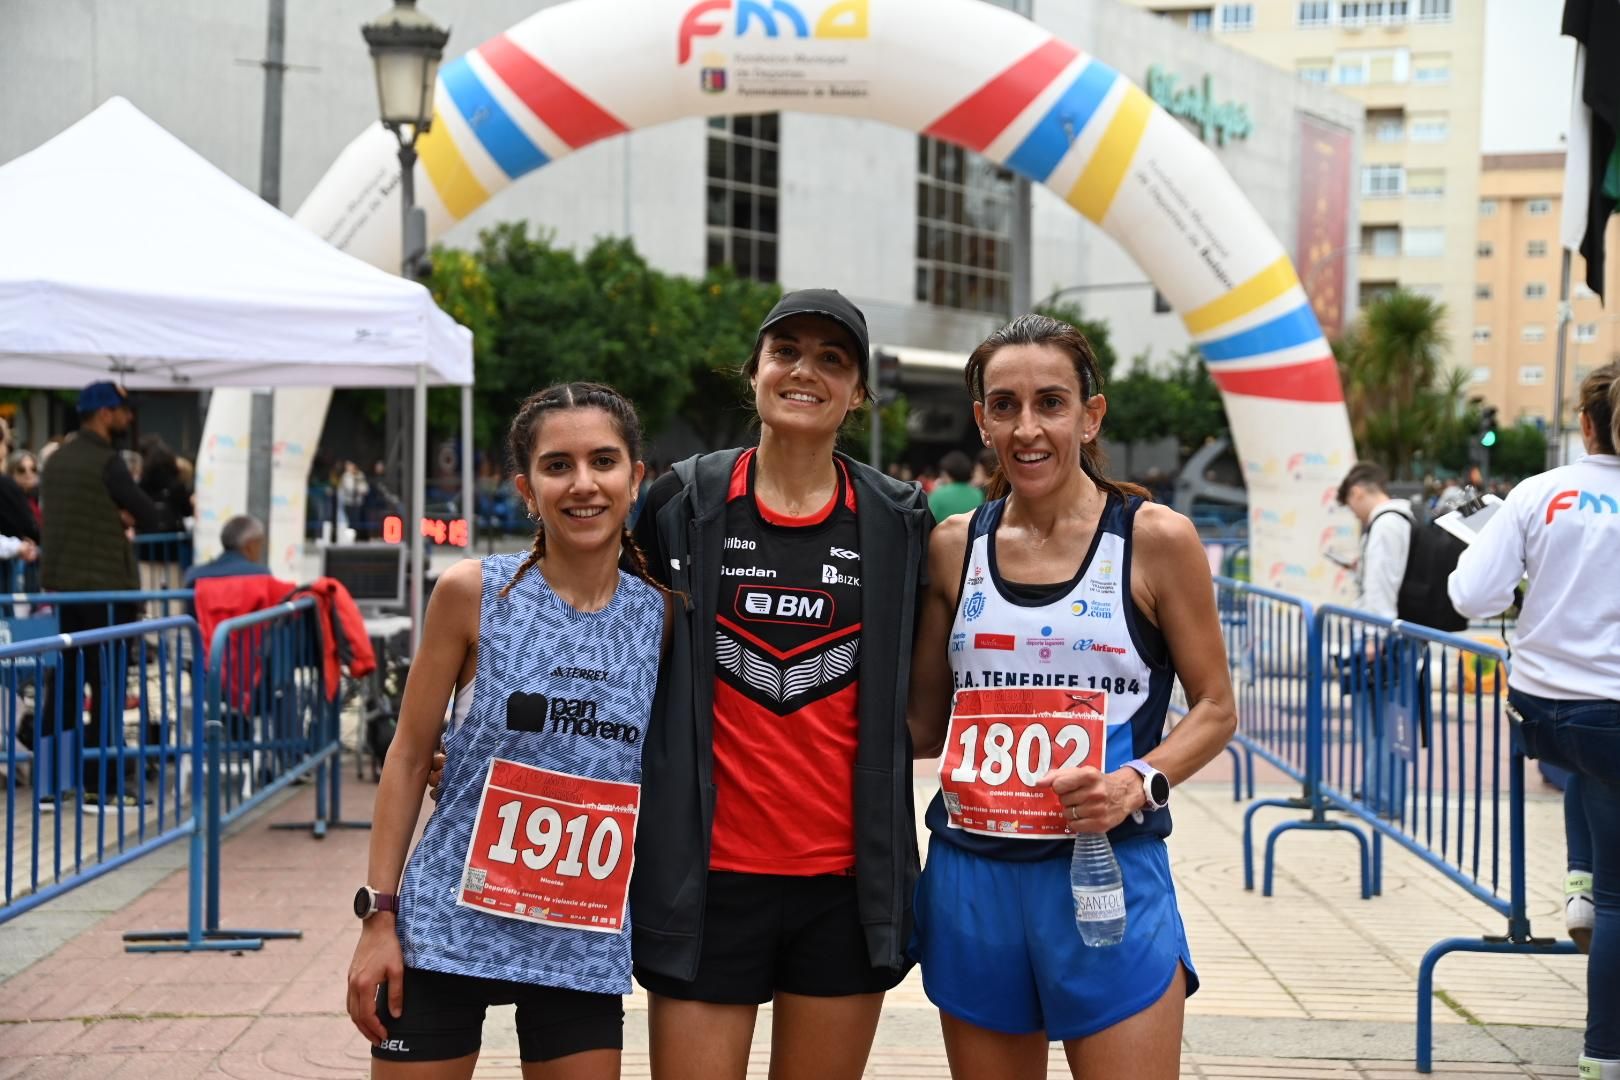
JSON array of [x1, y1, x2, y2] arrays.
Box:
[[908, 315, 1237, 1079], [345, 383, 673, 1079]]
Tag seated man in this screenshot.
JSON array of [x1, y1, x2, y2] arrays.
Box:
[[184, 515, 270, 588]]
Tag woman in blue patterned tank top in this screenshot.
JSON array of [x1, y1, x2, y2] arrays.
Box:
[[345, 384, 674, 1079], [907, 316, 1237, 1079]]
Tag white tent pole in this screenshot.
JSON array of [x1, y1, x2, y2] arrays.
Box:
[[410, 361, 427, 656], [461, 384, 475, 551]]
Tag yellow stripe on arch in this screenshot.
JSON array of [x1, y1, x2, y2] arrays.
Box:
[[1183, 255, 1300, 337], [1066, 86, 1152, 224], [418, 111, 491, 222]]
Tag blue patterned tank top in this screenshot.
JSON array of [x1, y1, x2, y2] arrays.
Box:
[[396, 553, 664, 993]]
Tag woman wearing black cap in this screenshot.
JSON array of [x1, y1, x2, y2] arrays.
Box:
[[629, 289, 930, 1079]]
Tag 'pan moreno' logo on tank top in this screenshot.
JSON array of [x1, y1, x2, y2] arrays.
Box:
[[506, 692, 640, 744]]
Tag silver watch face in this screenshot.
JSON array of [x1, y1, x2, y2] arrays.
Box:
[[1147, 771, 1170, 807]]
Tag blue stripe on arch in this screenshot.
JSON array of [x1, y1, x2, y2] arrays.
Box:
[[1197, 303, 1321, 362], [1004, 60, 1118, 183], [439, 56, 549, 179]]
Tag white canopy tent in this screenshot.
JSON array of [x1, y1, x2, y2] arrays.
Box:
[[0, 97, 473, 642]]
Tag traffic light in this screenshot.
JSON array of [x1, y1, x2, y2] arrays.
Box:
[[1478, 405, 1499, 449]]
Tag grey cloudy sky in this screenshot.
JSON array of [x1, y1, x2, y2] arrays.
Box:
[[1482, 0, 1576, 154]]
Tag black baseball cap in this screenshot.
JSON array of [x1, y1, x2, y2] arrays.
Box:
[[756, 289, 871, 371]]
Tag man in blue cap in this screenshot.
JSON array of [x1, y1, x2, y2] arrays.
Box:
[[35, 381, 178, 804]]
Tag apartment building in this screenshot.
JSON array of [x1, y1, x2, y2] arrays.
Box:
[[1123, 0, 1484, 369], [1473, 152, 1620, 429]]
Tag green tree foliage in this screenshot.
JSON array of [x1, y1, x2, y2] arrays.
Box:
[[470, 226, 698, 436], [675, 266, 783, 449], [1489, 422, 1548, 478], [1034, 300, 1118, 383], [1097, 347, 1228, 454], [1335, 289, 1456, 480], [412, 225, 879, 465]]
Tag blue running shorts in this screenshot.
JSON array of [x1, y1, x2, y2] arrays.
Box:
[[910, 834, 1198, 1040]]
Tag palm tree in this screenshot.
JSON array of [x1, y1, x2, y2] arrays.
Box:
[[1332, 289, 1451, 479]]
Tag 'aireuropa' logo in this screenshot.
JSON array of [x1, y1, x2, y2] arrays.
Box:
[[679, 0, 869, 64]]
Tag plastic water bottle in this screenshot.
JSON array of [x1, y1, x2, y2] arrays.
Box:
[[1070, 832, 1126, 946]]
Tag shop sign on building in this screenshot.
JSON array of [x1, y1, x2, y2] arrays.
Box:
[[1145, 65, 1253, 146]]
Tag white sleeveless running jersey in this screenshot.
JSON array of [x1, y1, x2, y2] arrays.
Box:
[[928, 495, 1174, 858]]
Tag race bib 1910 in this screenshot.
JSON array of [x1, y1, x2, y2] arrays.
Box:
[[937, 688, 1106, 838], [458, 759, 639, 933]]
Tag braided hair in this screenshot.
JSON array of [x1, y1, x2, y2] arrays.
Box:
[[499, 382, 677, 603], [963, 313, 1149, 503]]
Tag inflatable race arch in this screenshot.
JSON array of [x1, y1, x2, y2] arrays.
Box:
[[284, 0, 1357, 599]]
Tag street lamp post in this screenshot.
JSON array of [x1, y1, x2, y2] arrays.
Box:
[[1033, 280, 1156, 312], [362, 0, 449, 655]]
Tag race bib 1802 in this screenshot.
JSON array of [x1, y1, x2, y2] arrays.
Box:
[[937, 688, 1107, 838], [458, 759, 639, 933]]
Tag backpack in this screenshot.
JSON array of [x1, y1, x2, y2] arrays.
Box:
[[1395, 515, 1470, 632]]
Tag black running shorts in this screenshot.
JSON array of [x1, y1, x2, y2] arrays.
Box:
[[633, 870, 911, 1005], [372, 965, 623, 1063]]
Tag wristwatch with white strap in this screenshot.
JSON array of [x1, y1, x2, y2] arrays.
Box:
[[1123, 759, 1170, 812]]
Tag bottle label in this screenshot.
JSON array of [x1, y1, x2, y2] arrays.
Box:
[[1073, 887, 1126, 921], [938, 687, 1107, 838]]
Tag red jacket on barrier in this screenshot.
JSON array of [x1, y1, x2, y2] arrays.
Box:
[[194, 575, 376, 702]]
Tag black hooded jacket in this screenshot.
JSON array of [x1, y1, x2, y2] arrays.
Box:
[[629, 448, 930, 980]]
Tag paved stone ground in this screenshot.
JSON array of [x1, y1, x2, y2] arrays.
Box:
[[0, 753, 1587, 1079]]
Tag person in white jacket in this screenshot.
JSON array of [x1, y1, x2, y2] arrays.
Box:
[[1336, 462, 1414, 619], [1448, 362, 1620, 1080]]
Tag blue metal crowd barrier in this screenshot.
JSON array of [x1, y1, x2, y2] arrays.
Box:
[[1220, 588, 1579, 1072], [132, 531, 194, 591], [1311, 605, 1578, 1071], [0, 615, 204, 925], [125, 597, 366, 952], [1210, 578, 1380, 898]]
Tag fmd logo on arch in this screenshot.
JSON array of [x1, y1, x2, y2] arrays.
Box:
[[679, 0, 869, 64]]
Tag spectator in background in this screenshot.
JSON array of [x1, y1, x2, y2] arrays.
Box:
[[8, 449, 42, 527], [970, 446, 997, 491], [927, 449, 985, 523], [1336, 462, 1413, 619], [1447, 364, 1620, 1080], [0, 533, 38, 564], [917, 464, 940, 495], [338, 460, 368, 535], [36, 382, 178, 804], [184, 515, 269, 588], [0, 417, 40, 544], [138, 434, 194, 524]]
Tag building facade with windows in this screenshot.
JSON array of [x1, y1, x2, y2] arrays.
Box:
[[1472, 152, 1620, 429], [1122, 0, 1484, 376], [3, 0, 1358, 459]]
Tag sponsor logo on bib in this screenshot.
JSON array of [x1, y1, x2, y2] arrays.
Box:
[[975, 633, 1015, 651]]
